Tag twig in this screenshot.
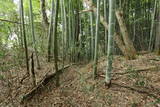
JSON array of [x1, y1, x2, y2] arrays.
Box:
[[20, 72, 29, 84]]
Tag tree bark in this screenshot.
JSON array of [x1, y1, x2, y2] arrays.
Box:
[[29, 53, 36, 87], [115, 10, 136, 59], [155, 1, 160, 55], [20, 0, 29, 73], [103, 0, 108, 54], [149, 0, 157, 51], [105, 0, 116, 87], [83, 0, 137, 59], [53, 0, 60, 86], [93, 0, 100, 79], [89, 10, 94, 60], [40, 0, 49, 30], [29, 0, 41, 69], [47, 0, 55, 62]]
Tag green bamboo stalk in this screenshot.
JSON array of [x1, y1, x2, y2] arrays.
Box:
[[93, 0, 100, 79], [105, 0, 116, 86], [29, 0, 41, 69], [20, 0, 29, 73]]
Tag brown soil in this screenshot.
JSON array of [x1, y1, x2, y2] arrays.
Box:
[[0, 53, 160, 107]]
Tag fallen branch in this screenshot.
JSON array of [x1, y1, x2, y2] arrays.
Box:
[[20, 64, 73, 104], [112, 83, 159, 99], [113, 66, 159, 75], [99, 66, 159, 77], [137, 51, 149, 55], [149, 58, 160, 61]]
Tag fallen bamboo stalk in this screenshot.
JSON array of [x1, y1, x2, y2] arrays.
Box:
[[99, 66, 159, 77], [113, 66, 159, 75], [20, 64, 73, 104]]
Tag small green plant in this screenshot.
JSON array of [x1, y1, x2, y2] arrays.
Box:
[[147, 98, 160, 106], [0, 63, 12, 72], [126, 66, 134, 72], [126, 67, 139, 79], [131, 102, 138, 107], [0, 74, 4, 81], [135, 79, 146, 87], [106, 95, 112, 106]]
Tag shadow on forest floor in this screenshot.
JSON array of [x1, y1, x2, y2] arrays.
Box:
[[0, 53, 160, 107]]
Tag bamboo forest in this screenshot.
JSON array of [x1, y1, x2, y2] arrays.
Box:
[[0, 0, 160, 106]]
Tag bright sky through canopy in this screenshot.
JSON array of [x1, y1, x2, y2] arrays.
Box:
[[13, 0, 19, 5]]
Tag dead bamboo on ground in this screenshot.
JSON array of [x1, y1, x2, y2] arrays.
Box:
[[99, 66, 159, 77], [20, 64, 73, 104], [114, 66, 159, 75]]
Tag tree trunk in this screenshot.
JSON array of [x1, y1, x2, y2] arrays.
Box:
[[47, 0, 55, 62], [74, 1, 80, 62], [103, 0, 108, 54], [84, 0, 137, 60], [105, 0, 116, 87], [93, 0, 100, 79], [40, 0, 49, 30], [114, 33, 129, 57], [155, 1, 160, 55], [89, 0, 94, 60], [20, 0, 29, 74], [53, 0, 60, 87], [149, 0, 157, 51], [29, 0, 41, 69], [115, 10, 137, 59], [60, 0, 66, 69], [29, 53, 36, 87]]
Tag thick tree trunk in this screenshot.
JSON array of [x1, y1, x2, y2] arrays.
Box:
[[114, 33, 129, 57], [115, 10, 137, 59]]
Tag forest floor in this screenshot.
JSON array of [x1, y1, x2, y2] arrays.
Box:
[[0, 53, 160, 107]]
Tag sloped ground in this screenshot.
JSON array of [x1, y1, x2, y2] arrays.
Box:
[[0, 53, 160, 107]]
